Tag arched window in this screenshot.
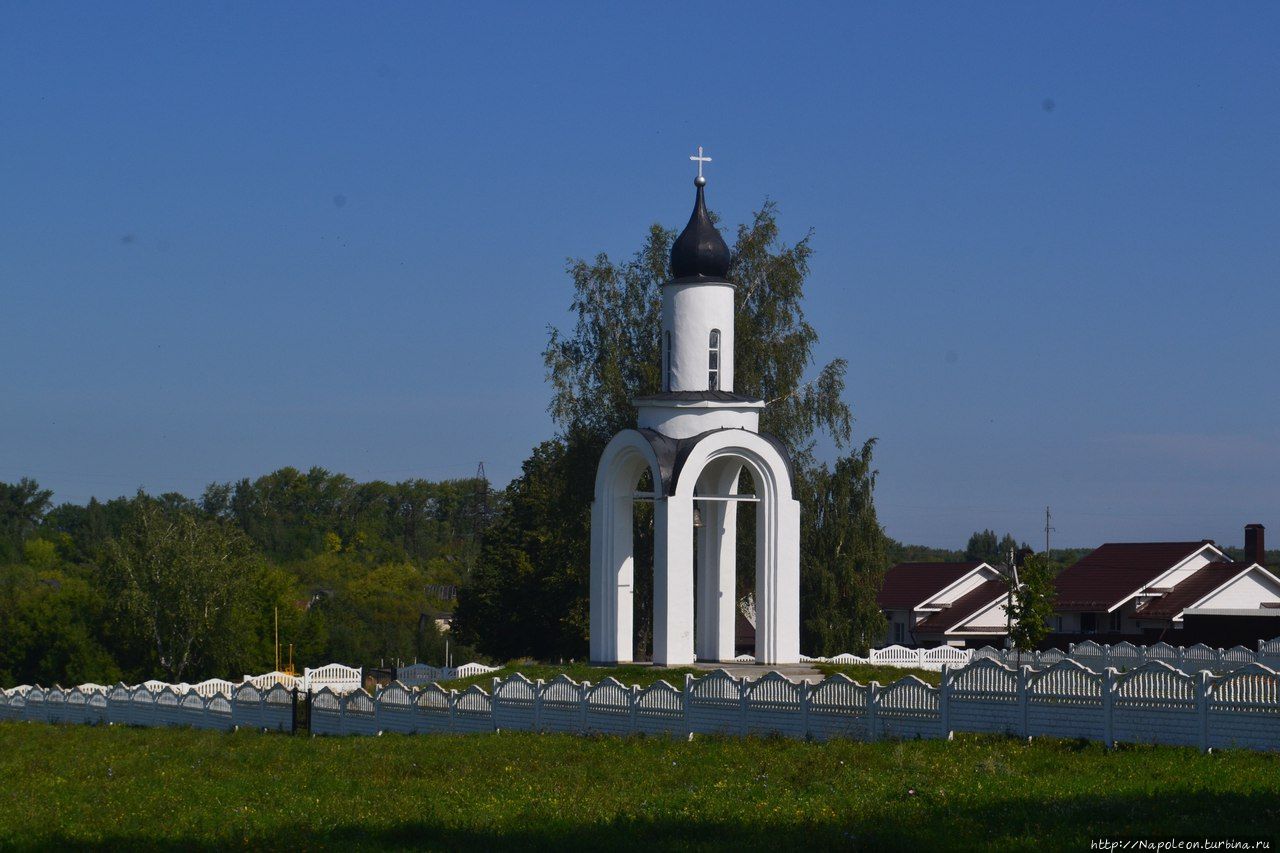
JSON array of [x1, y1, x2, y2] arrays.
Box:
[[708, 329, 721, 391], [665, 331, 673, 391]]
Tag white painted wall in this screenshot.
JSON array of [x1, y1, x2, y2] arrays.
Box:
[[662, 282, 735, 392], [635, 400, 760, 440], [1195, 569, 1280, 612]]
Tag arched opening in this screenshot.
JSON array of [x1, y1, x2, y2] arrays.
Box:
[[674, 433, 800, 666]]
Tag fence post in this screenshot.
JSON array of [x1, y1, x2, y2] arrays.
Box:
[[534, 679, 544, 733], [447, 689, 457, 733], [1196, 670, 1210, 754], [1177, 646, 1187, 671], [867, 682, 880, 742], [739, 675, 748, 737], [800, 680, 811, 740], [683, 674, 693, 741], [939, 664, 951, 741], [1102, 668, 1115, 749], [580, 681, 590, 732], [1018, 665, 1030, 741], [629, 685, 638, 734]]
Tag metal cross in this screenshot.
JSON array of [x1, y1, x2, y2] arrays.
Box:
[[689, 146, 712, 179]]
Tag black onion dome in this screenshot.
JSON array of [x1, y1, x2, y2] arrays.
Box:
[[669, 182, 731, 282]]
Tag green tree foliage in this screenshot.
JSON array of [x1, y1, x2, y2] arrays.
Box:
[[1007, 552, 1056, 659], [101, 497, 264, 682], [800, 441, 889, 655], [0, 477, 53, 562], [461, 200, 884, 660], [964, 529, 1026, 565]]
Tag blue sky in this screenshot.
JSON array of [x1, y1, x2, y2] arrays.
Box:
[[2, 4, 1278, 549]]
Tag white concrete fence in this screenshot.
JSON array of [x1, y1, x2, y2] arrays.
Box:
[[799, 636, 1280, 674], [6, 659, 1280, 753]]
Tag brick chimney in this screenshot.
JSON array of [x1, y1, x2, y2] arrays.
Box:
[[1245, 523, 1266, 566]]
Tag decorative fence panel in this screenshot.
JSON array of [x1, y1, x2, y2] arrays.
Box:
[[492, 675, 538, 732], [310, 689, 343, 736], [1112, 663, 1200, 748], [343, 691, 379, 737], [686, 671, 743, 736], [452, 686, 493, 733], [806, 675, 869, 742], [947, 659, 1021, 736], [1026, 660, 1106, 742], [376, 683, 415, 734], [584, 679, 635, 735], [155, 688, 185, 728], [46, 688, 67, 725], [205, 695, 234, 732], [11, 657, 1280, 753], [262, 685, 294, 733], [634, 681, 685, 737], [413, 685, 453, 734], [86, 691, 108, 725], [179, 692, 207, 728], [539, 676, 585, 733], [877, 677, 944, 740], [1207, 664, 1280, 751], [304, 664, 362, 695], [744, 672, 803, 738], [65, 689, 89, 726], [232, 685, 265, 731]]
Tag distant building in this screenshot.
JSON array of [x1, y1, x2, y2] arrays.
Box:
[[1051, 525, 1280, 644], [877, 562, 1009, 648]]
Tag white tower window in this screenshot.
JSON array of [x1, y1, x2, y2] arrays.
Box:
[[708, 329, 721, 391]]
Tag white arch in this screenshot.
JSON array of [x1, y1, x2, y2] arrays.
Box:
[[673, 431, 800, 665], [589, 430, 664, 663]]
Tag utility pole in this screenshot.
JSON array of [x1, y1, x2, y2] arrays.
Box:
[[1044, 506, 1055, 559]]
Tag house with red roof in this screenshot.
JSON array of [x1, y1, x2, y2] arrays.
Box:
[[877, 561, 1010, 647], [1051, 525, 1280, 642]]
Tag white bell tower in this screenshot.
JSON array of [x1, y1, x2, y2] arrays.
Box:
[[589, 149, 802, 667]]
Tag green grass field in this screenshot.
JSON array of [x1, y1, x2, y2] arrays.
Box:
[[1, 722, 1277, 851]]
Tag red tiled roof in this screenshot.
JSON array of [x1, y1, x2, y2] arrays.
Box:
[[1054, 541, 1215, 611], [878, 562, 982, 609], [1136, 563, 1251, 620], [913, 579, 1008, 634]]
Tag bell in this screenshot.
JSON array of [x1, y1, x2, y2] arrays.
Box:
[[693, 506, 703, 528]]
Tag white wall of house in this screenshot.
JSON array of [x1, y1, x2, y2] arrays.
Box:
[[961, 598, 1010, 632], [1194, 569, 1280, 612], [921, 565, 1000, 610], [1151, 548, 1225, 592]]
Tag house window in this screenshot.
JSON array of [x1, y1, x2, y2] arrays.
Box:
[[1109, 612, 1122, 632], [1080, 613, 1097, 635], [708, 329, 721, 391], [665, 331, 672, 391], [1054, 616, 1063, 633], [893, 622, 904, 643]]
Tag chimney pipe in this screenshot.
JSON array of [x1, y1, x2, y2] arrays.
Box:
[[1245, 523, 1265, 566]]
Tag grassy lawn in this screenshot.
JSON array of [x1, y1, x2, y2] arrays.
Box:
[[1, 722, 1277, 850]]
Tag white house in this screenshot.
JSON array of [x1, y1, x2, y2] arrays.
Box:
[[877, 561, 1010, 647], [1052, 525, 1280, 641]]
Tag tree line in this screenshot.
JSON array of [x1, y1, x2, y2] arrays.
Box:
[[0, 471, 486, 686]]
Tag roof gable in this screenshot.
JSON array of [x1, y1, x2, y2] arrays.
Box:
[[877, 562, 983, 610], [1054, 541, 1223, 612], [1139, 563, 1280, 620], [913, 579, 1008, 634]]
